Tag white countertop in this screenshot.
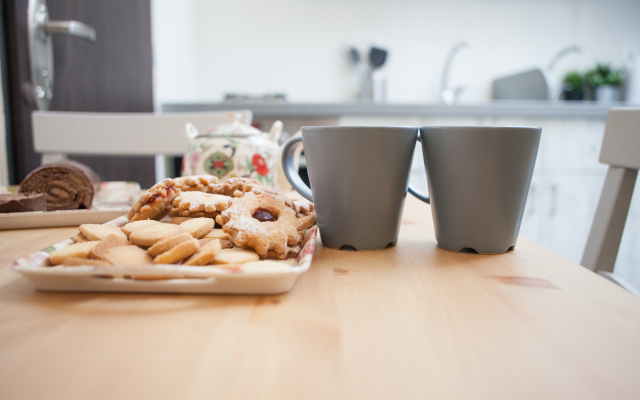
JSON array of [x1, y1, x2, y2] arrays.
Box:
[[161, 100, 636, 119]]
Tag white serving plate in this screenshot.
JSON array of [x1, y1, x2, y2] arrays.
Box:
[[12, 216, 317, 295], [0, 182, 140, 230]]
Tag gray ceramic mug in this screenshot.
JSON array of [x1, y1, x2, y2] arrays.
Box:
[[282, 126, 429, 250], [416, 126, 541, 254]]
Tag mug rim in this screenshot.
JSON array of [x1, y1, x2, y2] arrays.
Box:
[[420, 126, 541, 131]]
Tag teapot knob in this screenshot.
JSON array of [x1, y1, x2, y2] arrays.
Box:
[[268, 120, 283, 143], [184, 122, 199, 140]]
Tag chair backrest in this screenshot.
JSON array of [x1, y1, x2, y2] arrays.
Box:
[[31, 110, 252, 157], [599, 108, 640, 169]]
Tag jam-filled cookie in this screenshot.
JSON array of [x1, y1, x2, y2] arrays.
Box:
[[219, 192, 302, 258], [128, 179, 182, 222]]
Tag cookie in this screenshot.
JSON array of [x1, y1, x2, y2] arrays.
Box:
[[265, 244, 302, 260], [219, 193, 302, 258], [180, 217, 215, 238], [183, 239, 222, 266], [62, 258, 110, 267], [79, 224, 128, 241], [213, 177, 262, 196], [298, 212, 317, 230], [104, 245, 153, 266], [210, 248, 260, 265], [293, 199, 315, 215], [169, 191, 233, 217], [147, 232, 192, 257], [121, 220, 161, 237], [90, 235, 131, 260], [170, 217, 193, 225], [176, 175, 219, 193], [73, 233, 90, 243], [129, 223, 183, 247], [127, 178, 182, 222], [241, 260, 292, 273], [153, 238, 199, 264], [219, 239, 234, 249], [202, 229, 228, 240], [49, 242, 99, 265]]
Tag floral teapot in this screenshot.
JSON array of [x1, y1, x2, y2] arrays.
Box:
[[182, 113, 283, 192]]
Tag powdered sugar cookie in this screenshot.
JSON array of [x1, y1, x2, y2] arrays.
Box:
[[79, 224, 128, 241], [153, 238, 199, 264], [169, 191, 233, 217], [129, 223, 183, 247], [128, 178, 181, 222], [176, 175, 219, 193], [219, 193, 302, 258]]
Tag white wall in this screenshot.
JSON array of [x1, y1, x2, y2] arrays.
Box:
[[151, 0, 640, 105]]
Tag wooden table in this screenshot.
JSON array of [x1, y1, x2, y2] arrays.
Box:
[[1, 196, 640, 400]]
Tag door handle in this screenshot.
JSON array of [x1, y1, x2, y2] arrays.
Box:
[[25, 0, 97, 110], [42, 21, 97, 43]]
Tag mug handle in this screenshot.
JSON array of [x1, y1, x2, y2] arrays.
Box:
[[281, 136, 313, 202], [407, 133, 430, 204]]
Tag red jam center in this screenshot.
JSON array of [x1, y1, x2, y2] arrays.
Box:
[[252, 208, 276, 222]]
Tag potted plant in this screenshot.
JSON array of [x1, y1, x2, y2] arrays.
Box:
[[584, 63, 623, 102], [562, 71, 584, 101]]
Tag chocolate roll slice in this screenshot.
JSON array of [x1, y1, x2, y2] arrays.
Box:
[[0, 193, 47, 213], [19, 160, 101, 210]]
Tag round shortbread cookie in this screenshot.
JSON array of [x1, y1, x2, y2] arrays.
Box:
[[169, 191, 233, 217], [147, 232, 192, 257], [73, 233, 90, 243], [210, 248, 259, 265], [241, 260, 292, 272], [90, 235, 131, 260], [202, 229, 228, 240], [63, 258, 110, 267], [121, 220, 161, 237], [128, 178, 182, 222], [170, 217, 193, 225], [49, 242, 99, 265], [184, 239, 222, 266], [180, 217, 215, 238], [104, 246, 153, 266], [79, 224, 128, 241], [129, 223, 183, 247], [153, 238, 199, 264]]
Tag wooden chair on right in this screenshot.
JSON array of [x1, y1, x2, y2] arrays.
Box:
[[581, 108, 640, 295]]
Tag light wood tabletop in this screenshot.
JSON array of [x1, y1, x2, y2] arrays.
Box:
[[1, 196, 640, 400]]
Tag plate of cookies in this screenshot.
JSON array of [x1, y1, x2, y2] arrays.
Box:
[[12, 176, 318, 295]]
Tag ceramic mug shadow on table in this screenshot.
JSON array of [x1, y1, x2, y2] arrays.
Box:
[[281, 126, 429, 251], [415, 126, 541, 254]]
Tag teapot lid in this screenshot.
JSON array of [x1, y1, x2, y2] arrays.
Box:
[[205, 113, 262, 136]]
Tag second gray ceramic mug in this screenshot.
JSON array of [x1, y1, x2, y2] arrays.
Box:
[[282, 126, 428, 250], [416, 126, 541, 254]]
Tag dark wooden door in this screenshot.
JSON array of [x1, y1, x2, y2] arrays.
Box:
[[3, 0, 156, 187]]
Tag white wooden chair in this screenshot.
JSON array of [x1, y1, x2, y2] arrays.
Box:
[[31, 110, 252, 182], [581, 108, 640, 295]]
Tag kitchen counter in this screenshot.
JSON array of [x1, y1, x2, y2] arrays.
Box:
[[161, 100, 631, 119]]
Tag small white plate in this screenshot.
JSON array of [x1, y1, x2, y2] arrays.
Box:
[[0, 182, 140, 230]]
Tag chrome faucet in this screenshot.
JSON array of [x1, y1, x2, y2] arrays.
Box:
[[546, 44, 582, 100], [441, 40, 470, 104]]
